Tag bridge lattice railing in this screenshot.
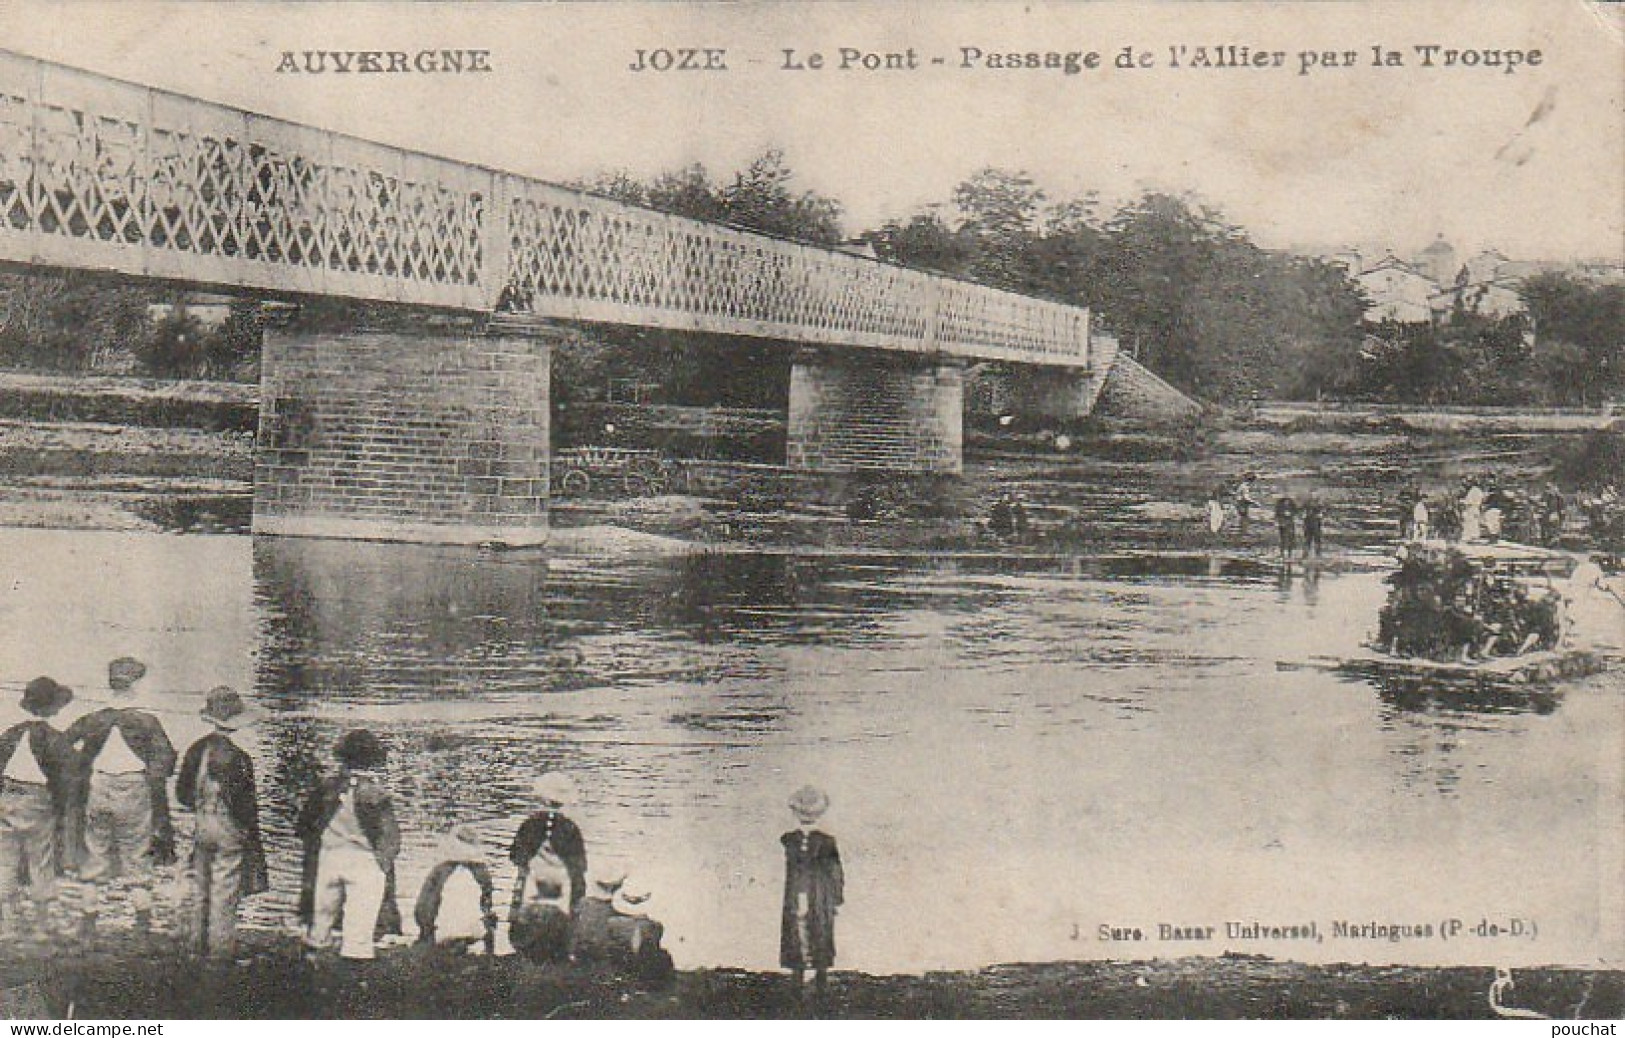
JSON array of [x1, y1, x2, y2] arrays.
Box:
[[0, 50, 1090, 367]]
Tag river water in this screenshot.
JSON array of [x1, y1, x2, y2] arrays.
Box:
[[0, 527, 1619, 973]]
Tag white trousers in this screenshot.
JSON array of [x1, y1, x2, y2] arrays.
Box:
[[307, 844, 385, 960]]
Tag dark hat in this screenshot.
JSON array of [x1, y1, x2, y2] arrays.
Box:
[[335, 728, 388, 770], [21, 676, 73, 717], [108, 656, 147, 690], [201, 686, 249, 729]]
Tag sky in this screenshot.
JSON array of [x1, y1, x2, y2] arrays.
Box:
[[1, 0, 1621, 262]]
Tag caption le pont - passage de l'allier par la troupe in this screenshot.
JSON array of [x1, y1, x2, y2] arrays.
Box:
[[269, 42, 1544, 79]]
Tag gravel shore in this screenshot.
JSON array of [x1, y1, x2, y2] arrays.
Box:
[[0, 932, 1619, 1019]]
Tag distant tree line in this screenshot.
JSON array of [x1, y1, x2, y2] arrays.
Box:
[[0, 272, 261, 381], [0, 152, 1619, 409], [1311, 273, 1624, 407]]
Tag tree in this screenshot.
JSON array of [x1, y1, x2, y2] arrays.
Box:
[[951, 168, 1045, 291], [859, 212, 972, 275], [0, 272, 151, 372], [554, 151, 844, 419], [645, 164, 727, 224], [717, 149, 843, 245], [1520, 272, 1625, 406]]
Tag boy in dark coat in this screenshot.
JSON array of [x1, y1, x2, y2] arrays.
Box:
[[1302, 497, 1325, 558], [780, 785, 843, 997], [508, 771, 587, 963], [64, 657, 176, 938], [1274, 496, 1298, 559], [175, 687, 268, 961], [297, 729, 402, 961], [0, 677, 74, 935]]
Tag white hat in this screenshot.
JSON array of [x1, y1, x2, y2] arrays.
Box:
[[437, 823, 487, 863], [533, 772, 577, 808], [611, 874, 652, 917]]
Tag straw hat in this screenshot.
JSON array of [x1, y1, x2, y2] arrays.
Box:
[[335, 729, 388, 770], [201, 686, 250, 730], [788, 785, 829, 823], [592, 865, 629, 897], [611, 874, 652, 917], [437, 823, 487, 863], [108, 657, 146, 692], [21, 676, 73, 717], [533, 772, 577, 809]]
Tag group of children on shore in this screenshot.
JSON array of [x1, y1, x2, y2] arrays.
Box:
[[1, 661, 845, 993]]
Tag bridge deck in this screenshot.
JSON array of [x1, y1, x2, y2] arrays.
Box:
[[0, 50, 1090, 368]]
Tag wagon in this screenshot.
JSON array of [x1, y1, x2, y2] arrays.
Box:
[[552, 446, 683, 497]]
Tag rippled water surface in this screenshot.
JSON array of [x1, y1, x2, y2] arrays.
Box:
[[0, 528, 1619, 972]]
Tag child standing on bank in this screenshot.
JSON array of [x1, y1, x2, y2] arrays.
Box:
[[780, 785, 843, 1000], [174, 686, 268, 962]]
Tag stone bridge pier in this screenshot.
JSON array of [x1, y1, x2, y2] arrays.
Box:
[[786, 349, 965, 475], [253, 309, 557, 545]]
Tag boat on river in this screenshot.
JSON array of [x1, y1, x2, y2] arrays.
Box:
[[1278, 539, 1619, 693]]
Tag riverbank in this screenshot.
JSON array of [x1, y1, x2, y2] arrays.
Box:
[[1, 933, 1619, 1019], [0, 370, 1615, 553]]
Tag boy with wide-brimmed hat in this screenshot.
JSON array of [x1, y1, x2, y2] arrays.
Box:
[[780, 784, 843, 1000], [507, 771, 587, 963], [63, 657, 177, 940], [0, 677, 74, 937], [297, 729, 402, 961], [175, 686, 268, 961]]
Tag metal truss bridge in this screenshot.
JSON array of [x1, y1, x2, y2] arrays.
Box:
[[0, 49, 1093, 368]]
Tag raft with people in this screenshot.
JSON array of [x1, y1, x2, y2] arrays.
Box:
[[1279, 538, 1621, 693]]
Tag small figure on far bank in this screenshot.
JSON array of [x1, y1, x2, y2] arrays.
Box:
[[1205, 487, 1227, 540], [846, 488, 877, 523], [1274, 496, 1298, 559], [298, 729, 402, 962], [988, 491, 1027, 541], [65, 657, 177, 941], [1397, 485, 1420, 541], [1482, 482, 1510, 543], [1301, 497, 1324, 559], [175, 687, 268, 963], [1233, 473, 1258, 536], [0, 677, 75, 937], [1461, 477, 1485, 543], [1412, 496, 1431, 542], [508, 772, 587, 964], [1540, 484, 1567, 547], [781, 785, 843, 1001], [1434, 494, 1462, 542]]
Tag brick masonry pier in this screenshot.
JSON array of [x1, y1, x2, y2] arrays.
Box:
[[786, 350, 964, 474], [253, 311, 556, 545]]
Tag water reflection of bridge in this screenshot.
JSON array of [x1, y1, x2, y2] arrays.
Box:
[[0, 49, 1147, 545]]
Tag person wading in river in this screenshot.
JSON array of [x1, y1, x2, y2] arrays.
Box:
[[1274, 496, 1298, 560], [64, 657, 176, 942], [780, 785, 843, 1003], [1233, 473, 1258, 536], [175, 686, 268, 962], [1301, 497, 1325, 559], [0, 677, 74, 939], [299, 729, 402, 962]]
